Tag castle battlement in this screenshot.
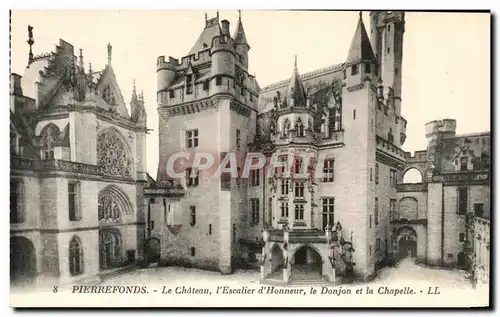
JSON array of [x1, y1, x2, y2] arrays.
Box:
[[158, 49, 213, 72], [404, 150, 428, 162], [425, 119, 457, 137], [210, 35, 235, 54]]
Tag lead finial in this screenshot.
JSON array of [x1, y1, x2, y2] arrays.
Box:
[[88, 62, 92, 74], [359, 11, 363, 21], [238, 10, 241, 20], [78, 48, 84, 71], [27, 25, 34, 65], [294, 54, 297, 68], [216, 10, 219, 20], [205, 12, 208, 22], [107, 43, 112, 66]]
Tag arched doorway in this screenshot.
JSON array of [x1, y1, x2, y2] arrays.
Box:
[[270, 244, 284, 274], [291, 245, 322, 278], [397, 226, 417, 260], [99, 229, 122, 270], [10, 237, 37, 285], [145, 238, 160, 265]]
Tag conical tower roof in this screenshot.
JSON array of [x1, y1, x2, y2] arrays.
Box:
[[345, 12, 376, 64], [233, 11, 250, 49], [283, 55, 307, 108]]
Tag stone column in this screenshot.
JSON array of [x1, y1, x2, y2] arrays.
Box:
[[283, 231, 290, 283], [260, 229, 269, 281]]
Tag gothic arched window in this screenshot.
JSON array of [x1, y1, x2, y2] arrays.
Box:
[[97, 129, 131, 177], [99, 229, 122, 269], [69, 236, 84, 276], [98, 194, 121, 223], [296, 118, 305, 137], [283, 119, 291, 138], [41, 124, 60, 160], [98, 185, 133, 224]]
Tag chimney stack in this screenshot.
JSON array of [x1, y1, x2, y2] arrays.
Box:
[[221, 20, 230, 36]]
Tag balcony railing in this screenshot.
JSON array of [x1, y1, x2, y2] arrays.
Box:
[[432, 172, 489, 183], [144, 187, 187, 197], [376, 135, 406, 159], [396, 182, 428, 192], [11, 157, 102, 175]]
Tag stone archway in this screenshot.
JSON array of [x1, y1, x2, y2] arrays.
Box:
[[99, 229, 123, 270], [145, 237, 160, 265], [270, 244, 284, 274], [291, 245, 323, 279], [10, 236, 37, 285], [397, 226, 417, 260]]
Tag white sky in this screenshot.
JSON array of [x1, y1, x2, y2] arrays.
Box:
[[10, 10, 490, 177]]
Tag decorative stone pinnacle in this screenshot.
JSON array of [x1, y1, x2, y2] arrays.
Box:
[[27, 25, 34, 65], [107, 43, 112, 66]]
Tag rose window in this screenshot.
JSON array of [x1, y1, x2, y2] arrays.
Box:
[[97, 129, 131, 177]]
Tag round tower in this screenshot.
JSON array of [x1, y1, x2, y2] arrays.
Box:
[[156, 55, 176, 94], [210, 22, 235, 95]]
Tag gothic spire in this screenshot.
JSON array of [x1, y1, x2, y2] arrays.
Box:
[[283, 55, 307, 108], [78, 48, 84, 72], [345, 11, 376, 65], [131, 78, 138, 103], [233, 10, 250, 49], [107, 43, 112, 66]]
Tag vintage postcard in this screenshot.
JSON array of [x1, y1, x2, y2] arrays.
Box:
[[9, 9, 491, 308]]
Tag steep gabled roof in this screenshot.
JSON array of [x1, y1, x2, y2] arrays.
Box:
[[345, 12, 376, 64], [188, 17, 221, 55]]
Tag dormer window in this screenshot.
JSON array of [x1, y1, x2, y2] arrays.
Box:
[[460, 157, 468, 171], [169, 90, 175, 98], [351, 64, 358, 75], [215, 75, 222, 86]]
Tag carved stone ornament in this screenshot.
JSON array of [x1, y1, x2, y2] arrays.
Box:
[[102, 84, 117, 106], [97, 129, 131, 177]]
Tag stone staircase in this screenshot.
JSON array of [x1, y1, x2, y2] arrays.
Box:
[[99, 265, 137, 282], [289, 271, 327, 286]]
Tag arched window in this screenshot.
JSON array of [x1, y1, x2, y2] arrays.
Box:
[[293, 157, 302, 174], [69, 236, 84, 276], [296, 118, 305, 137], [283, 119, 291, 138], [40, 124, 60, 160], [99, 230, 122, 269], [98, 186, 133, 224], [97, 128, 131, 177]]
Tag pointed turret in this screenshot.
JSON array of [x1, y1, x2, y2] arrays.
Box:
[[78, 49, 84, 73], [282, 55, 307, 108], [233, 10, 250, 69], [345, 12, 376, 65], [343, 12, 377, 89], [131, 78, 138, 104], [233, 10, 249, 49]]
